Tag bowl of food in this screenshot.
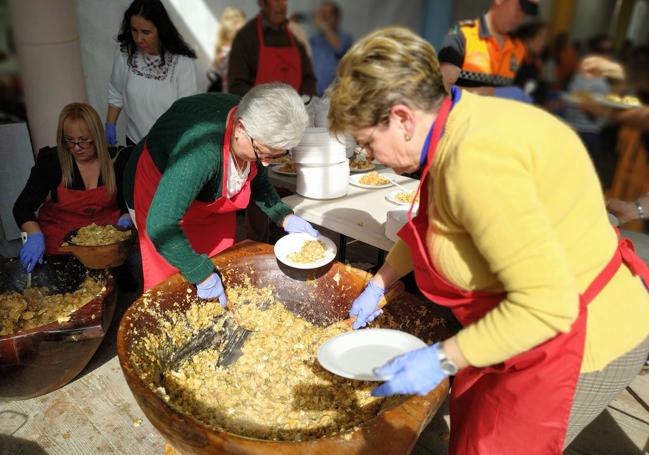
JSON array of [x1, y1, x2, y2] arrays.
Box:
[[117, 241, 452, 455], [59, 223, 136, 269], [0, 255, 116, 400]]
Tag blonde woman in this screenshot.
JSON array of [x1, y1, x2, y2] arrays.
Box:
[[13, 103, 131, 272], [328, 27, 649, 453], [209, 7, 246, 92]]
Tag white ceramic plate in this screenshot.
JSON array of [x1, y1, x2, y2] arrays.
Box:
[[349, 172, 394, 189], [270, 156, 292, 165], [274, 233, 336, 269], [317, 328, 427, 381], [271, 164, 297, 176], [349, 160, 376, 173], [385, 189, 419, 206]]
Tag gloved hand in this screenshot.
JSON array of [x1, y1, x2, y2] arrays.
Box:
[[105, 122, 117, 146], [284, 215, 319, 237], [372, 343, 447, 397], [196, 272, 227, 307], [349, 280, 385, 330], [493, 86, 533, 104], [116, 214, 133, 228], [20, 232, 45, 273]]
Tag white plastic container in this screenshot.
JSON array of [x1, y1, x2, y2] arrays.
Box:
[[296, 161, 349, 199], [385, 207, 418, 241], [293, 127, 348, 164]]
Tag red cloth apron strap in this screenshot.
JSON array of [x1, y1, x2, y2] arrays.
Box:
[[134, 107, 257, 290], [254, 14, 302, 91], [396, 97, 649, 454], [38, 182, 120, 254]]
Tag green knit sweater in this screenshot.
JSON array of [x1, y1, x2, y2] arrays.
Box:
[[123, 92, 292, 283]]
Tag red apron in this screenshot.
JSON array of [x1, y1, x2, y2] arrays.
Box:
[[133, 107, 257, 290], [397, 98, 649, 454], [254, 14, 302, 91], [38, 182, 120, 254]]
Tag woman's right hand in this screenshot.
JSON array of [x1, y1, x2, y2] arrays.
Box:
[[20, 232, 45, 273], [606, 199, 640, 225], [349, 281, 386, 330], [196, 272, 227, 307]]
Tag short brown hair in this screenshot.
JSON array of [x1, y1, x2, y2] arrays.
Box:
[[328, 26, 446, 135]]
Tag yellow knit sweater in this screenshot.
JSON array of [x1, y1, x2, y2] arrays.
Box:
[[386, 91, 649, 373]]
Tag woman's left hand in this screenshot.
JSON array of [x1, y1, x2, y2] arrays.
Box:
[[117, 213, 133, 228], [283, 215, 319, 237], [372, 343, 447, 397]]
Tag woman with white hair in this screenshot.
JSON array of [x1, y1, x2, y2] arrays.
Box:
[[122, 83, 317, 299]]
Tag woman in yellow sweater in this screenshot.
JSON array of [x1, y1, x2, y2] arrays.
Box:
[[328, 27, 649, 454]]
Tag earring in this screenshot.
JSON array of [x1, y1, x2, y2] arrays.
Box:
[[404, 134, 412, 142]]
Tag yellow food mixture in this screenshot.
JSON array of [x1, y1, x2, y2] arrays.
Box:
[[359, 171, 391, 186], [68, 223, 131, 246], [287, 240, 327, 264]]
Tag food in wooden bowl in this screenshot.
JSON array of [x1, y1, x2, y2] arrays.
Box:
[[118, 241, 453, 454], [0, 256, 116, 400], [60, 224, 135, 269]]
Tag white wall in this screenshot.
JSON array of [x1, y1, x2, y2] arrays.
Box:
[[76, 0, 425, 140]]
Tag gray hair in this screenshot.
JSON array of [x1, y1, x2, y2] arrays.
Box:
[[235, 83, 308, 149]]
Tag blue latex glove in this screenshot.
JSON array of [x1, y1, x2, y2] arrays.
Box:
[[349, 281, 385, 330], [284, 215, 319, 237], [494, 86, 533, 104], [116, 214, 133, 228], [20, 232, 45, 273], [105, 122, 117, 146], [372, 343, 447, 397], [196, 272, 227, 307]]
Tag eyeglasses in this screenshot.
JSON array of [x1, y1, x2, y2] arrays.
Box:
[[65, 138, 94, 149], [356, 124, 379, 156], [249, 135, 289, 161]]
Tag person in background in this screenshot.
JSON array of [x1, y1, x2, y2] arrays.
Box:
[[438, 0, 539, 102], [328, 26, 649, 453], [228, 0, 316, 98], [208, 7, 246, 93], [107, 0, 198, 147], [309, 1, 353, 97], [288, 13, 313, 59], [512, 19, 547, 105], [122, 83, 318, 297], [13, 103, 131, 272]]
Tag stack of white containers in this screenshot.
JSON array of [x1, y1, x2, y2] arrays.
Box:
[[293, 97, 352, 199], [293, 128, 349, 199]]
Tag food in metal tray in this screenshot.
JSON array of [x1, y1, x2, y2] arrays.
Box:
[[0, 276, 105, 336], [287, 239, 326, 264], [359, 171, 391, 186], [67, 223, 131, 246]]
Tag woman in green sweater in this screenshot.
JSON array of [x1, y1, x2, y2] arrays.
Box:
[[123, 83, 317, 302]]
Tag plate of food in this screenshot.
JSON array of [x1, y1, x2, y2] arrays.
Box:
[[271, 162, 297, 176], [274, 232, 337, 269], [385, 189, 419, 206], [349, 171, 394, 189], [317, 328, 427, 381], [594, 93, 642, 110], [270, 155, 292, 165], [349, 158, 375, 173]]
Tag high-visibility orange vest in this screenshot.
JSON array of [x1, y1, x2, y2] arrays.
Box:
[[458, 18, 526, 86]]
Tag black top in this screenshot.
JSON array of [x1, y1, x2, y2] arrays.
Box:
[[13, 146, 129, 228], [227, 15, 316, 97]]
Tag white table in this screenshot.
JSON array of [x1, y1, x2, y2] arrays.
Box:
[[281, 170, 420, 261]]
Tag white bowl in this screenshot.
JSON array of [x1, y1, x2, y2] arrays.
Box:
[[296, 160, 349, 199]]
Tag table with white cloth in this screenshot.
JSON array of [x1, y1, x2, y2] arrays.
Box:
[[277, 168, 420, 262]]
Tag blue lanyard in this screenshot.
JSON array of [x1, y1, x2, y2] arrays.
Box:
[[419, 86, 461, 168]]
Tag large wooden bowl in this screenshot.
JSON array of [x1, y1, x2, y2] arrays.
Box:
[[117, 241, 452, 455], [59, 225, 135, 269], [0, 256, 117, 400]]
